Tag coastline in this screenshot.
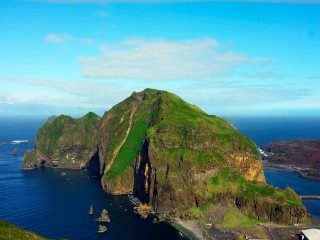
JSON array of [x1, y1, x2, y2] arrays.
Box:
[[168, 218, 212, 240], [263, 163, 320, 182]]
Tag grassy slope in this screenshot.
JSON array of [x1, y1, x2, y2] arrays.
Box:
[[197, 168, 301, 206], [104, 89, 303, 209], [0, 220, 46, 240], [36, 112, 100, 156]]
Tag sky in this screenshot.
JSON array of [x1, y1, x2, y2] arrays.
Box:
[[1, 0, 320, 116]]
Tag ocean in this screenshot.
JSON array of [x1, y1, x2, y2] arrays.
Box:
[[0, 115, 320, 239], [0, 116, 186, 240]]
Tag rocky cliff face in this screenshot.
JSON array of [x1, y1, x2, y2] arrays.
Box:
[[96, 89, 306, 224], [23, 112, 100, 171], [23, 89, 308, 224]]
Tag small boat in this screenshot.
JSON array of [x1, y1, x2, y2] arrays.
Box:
[[89, 205, 93, 215], [98, 225, 107, 233]]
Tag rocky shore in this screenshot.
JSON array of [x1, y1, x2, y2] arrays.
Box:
[[261, 139, 320, 181]]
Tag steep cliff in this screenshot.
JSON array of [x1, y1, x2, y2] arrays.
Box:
[[97, 89, 306, 224], [23, 89, 308, 224], [23, 112, 100, 171]]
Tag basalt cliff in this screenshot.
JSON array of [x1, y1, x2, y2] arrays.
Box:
[[23, 89, 308, 224]]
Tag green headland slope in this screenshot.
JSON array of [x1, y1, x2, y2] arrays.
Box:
[[0, 220, 46, 240]]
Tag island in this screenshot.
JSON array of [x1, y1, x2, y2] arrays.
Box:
[[261, 139, 320, 180], [23, 88, 309, 239]]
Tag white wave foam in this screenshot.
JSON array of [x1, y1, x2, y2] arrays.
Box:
[[10, 140, 29, 144], [258, 148, 268, 157]]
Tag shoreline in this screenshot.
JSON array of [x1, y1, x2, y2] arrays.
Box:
[[263, 164, 320, 182], [168, 218, 212, 240]]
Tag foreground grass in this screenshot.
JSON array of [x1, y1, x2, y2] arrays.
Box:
[[216, 207, 260, 229], [0, 220, 47, 240]]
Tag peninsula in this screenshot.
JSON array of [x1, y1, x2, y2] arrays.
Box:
[[261, 139, 320, 180], [23, 89, 308, 239]]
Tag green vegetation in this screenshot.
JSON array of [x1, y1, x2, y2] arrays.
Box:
[[0, 220, 46, 240], [196, 168, 302, 206], [216, 207, 260, 229], [184, 203, 213, 219], [106, 120, 149, 179], [36, 112, 100, 156]]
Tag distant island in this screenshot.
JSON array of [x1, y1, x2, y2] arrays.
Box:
[[22, 89, 308, 239], [261, 139, 320, 180]]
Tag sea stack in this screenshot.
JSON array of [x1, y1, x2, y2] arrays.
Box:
[[12, 148, 18, 155]]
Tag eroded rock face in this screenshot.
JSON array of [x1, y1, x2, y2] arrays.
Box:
[[22, 112, 101, 172], [231, 154, 265, 182]]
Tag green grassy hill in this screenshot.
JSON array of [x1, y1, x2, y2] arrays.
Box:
[[0, 220, 46, 240], [98, 89, 307, 224]]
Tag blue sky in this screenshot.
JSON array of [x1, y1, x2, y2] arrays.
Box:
[[1, 0, 319, 116]]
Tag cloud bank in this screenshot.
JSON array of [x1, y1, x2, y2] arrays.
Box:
[[80, 38, 269, 80]]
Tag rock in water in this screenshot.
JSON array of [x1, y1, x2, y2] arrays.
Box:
[[89, 205, 93, 215], [12, 148, 18, 155], [97, 225, 107, 233], [96, 209, 110, 222], [134, 204, 152, 218]]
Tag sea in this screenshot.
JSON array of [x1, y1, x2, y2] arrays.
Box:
[[0, 115, 320, 239]]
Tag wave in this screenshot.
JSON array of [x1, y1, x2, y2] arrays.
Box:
[[258, 148, 268, 157], [11, 140, 29, 144], [0, 140, 29, 145]]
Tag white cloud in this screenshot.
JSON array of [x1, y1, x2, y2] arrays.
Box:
[[44, 33, 93, 44], [80, 38, 269, 80], [0, 76, 134, 111], [45, 34, 64, 43]]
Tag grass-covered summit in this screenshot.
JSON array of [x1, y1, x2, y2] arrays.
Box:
[[23, 88, 308, 224], [97, 89, 307, 224]]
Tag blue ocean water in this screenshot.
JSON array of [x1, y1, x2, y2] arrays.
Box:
[[1, 116, 320, 239], [0, 116, 186, 240], [227, 116, 320, 146]]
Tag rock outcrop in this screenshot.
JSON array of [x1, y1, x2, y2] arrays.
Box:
[[22, 112, 100, 171], [23, 89, 308, 224]]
